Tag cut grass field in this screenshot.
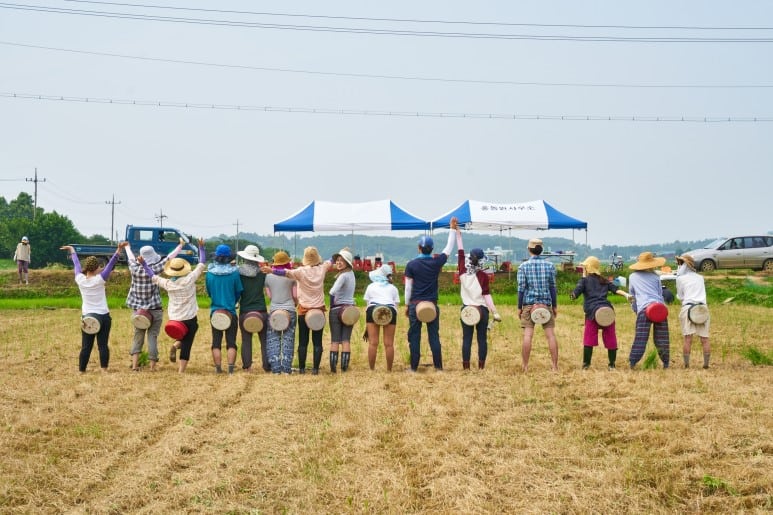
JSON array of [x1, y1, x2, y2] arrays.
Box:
[[1, 288, 771, 512]]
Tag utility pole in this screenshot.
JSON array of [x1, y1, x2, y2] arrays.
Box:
[[155, 209, 167, 230], [105, 194, 121, 244], [233, 219, 240, 254], [25, 167, 46, 221]]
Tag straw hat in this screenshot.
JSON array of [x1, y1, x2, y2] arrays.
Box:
[[302, 246, 322, 266], [164, 257, 192, 277], [676, 254, 696, 271], [272, 251, 291, 266], [629, 251, 666, 271], [237, 244, 265, 263], [332, 248, 354, 268], [580, 256, 601, 275]]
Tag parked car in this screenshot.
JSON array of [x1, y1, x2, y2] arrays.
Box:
[[682, 236, 773, 272]]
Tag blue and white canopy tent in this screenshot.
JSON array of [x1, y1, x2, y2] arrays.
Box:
[[273, 199, 431, 260]]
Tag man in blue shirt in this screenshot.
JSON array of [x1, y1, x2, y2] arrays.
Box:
[[404, 226, 456, 372], [517, 238, 559, 372]]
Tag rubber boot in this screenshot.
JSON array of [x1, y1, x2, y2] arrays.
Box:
[[478, 360, 485, 370], [312, 345, 322, 374], [462, 361, 470, 370], [608, 349, 617, 370], [297, 343, 308, 373], [583, 346, 593, 369], [329, 351, 339, 373], [341, 351, 350, 372]]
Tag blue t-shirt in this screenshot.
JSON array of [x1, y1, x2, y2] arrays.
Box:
[[404, 253, 448, 302]]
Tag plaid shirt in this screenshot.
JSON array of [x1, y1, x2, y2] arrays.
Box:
[[517, 255, 556, 306], [126, 258, 169, 310]]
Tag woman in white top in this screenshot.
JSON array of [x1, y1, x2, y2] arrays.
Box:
[[60, 242, 127, 373], [363, 264, 400, 371]]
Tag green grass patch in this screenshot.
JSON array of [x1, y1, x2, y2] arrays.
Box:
[[701, 474, 738, 496], [740, 346, 773, 366], [642, 349, 659, 370]]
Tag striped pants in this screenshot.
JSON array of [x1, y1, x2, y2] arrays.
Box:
[[629, 310, 670, 368], [266, 311, 297, 374]]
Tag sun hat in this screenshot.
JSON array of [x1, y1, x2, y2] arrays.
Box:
[[676, 254, 696, 271], [629, 251, 666, 271], [379, 264, 393, 276], [21, 236, 29, 242], [418, 235, 434, 253], [528, 238, 543, 250], [581, 256, 601, 275], [215, 244, 232, 258], [272, 251, 291, 266], [237, 244, 265, 263], [302, 246, 322, 266], [332, 248, 354, 268], [140, 245, 161, 265], [164, 257, 192, 277]]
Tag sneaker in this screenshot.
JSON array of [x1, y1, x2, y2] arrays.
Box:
[[608, 364, 616, 370], [169, 344, 177, 363]]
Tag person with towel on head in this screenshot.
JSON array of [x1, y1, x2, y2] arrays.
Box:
[[363, 264, 400, 371], [139, 239, 206, 373], [517, 238, 559, 373], [262, 246, 333, 375], [404, 226, 456, 372], [236, 244, 269, 373], [14, 235, 31, 285], [264, 251, 298, 374], [60, 241, 127, 373], [569, 256, 632, 370], [206, 244, 243, 374], [628, 251, 671, 369], [675, 254, 711, 369], [124, 239, 184, 371], [452, 217, 501, 370], [328, 248, 356, 373]]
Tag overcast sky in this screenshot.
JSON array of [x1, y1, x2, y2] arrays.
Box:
[[2, 1, 772, 247]]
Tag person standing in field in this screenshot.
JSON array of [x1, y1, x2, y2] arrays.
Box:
[[263, 251, 297, 374], [206, 244, 243, 375], [363, 264, 400, 371], [262, 246, 333, 375], [453, 218, 501, 370], [60, 242, 127, 373], [124, 240, 183, 371], [14, 236, 31, 285], [404, 227, 456, 372], [675, 254, 711, 369], [328, 248, 356, 373], [236, 244, 269, 373], [139, 239, 206, 373], [569, 256, 632, 370], [517, 238, 559, 373], [627, 251, 671, 369]]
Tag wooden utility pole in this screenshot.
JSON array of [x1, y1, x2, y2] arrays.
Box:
[[105, 194, 121, 244], [155, 210, 167, 230], [25, 168, 46, 221]]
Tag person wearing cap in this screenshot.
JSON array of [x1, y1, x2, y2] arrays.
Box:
[[139, 239, 207, 373], [124, 239, 184, 371], [404, 226, 456, 372], [14, 236, 31, 285], [517, 238, 559, 372], [262, 246, 333, 375], [363, 264, 400, 371], [237, 245, 269, 373], [328, 248, 356, 372], [569, 256, 632, 370], [60, 241, 128, 373], [263, 251, 298, 374], [206, 244, 244, 374], [628, 251, 671, 369], [675, 254, 711, 369], [453, 218, 501, 370]]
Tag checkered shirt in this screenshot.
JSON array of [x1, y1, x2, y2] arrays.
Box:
[[126, 258, 169, 310], [517, 256, 556, 306]]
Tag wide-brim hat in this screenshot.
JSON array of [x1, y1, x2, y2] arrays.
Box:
[[140, 245, 161, 265], [581, 256, 601, 275], [164, 257, 192, 277], [630, 251, 666, 271], [272, 251, 291, 266], [302, 246, 322, 266], [237, 244, 265, 263], [676, 254, 696, 271], [332, 248, 354, 268]]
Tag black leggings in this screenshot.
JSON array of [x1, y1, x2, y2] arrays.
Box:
[[297, 314, 323, 370], [79, 313, 112, 372]]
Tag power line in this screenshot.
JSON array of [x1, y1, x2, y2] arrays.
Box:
[[3, 90, 772, 123], [2, 3, 773, 43], [4, 41, 772, 89], [56, 0, 773, 31]]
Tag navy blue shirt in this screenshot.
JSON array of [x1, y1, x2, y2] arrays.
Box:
[[404, 254, 448, 302], [571, 275, 619, 319]]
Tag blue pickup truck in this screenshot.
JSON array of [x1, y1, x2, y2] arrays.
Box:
[[68, 225, 200, 265]]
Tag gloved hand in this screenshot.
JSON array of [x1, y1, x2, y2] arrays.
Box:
[[493, 312, 502, 322]]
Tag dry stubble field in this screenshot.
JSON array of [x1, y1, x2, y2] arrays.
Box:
[[0, 300, 771, 514]]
